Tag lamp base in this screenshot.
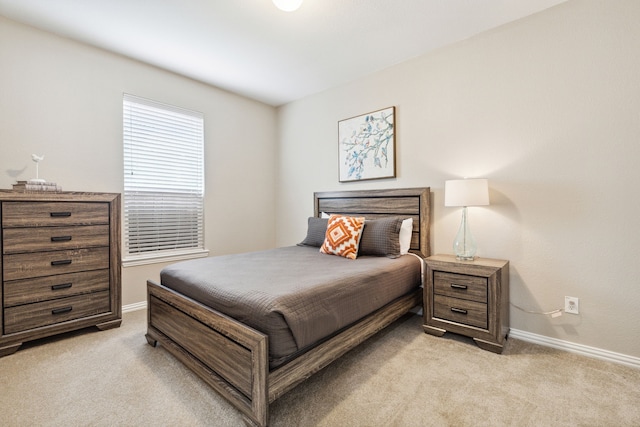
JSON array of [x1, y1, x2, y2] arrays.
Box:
[[452, 207, 478, 261]]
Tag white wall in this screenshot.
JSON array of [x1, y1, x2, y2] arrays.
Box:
[[0, 17, 278, 306], [276, 0, 640, 358]]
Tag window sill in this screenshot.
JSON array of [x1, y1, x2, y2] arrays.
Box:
[[123, 248, 209, 268]]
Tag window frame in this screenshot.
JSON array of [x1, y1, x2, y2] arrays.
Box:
[[122, 94, 208, 267]]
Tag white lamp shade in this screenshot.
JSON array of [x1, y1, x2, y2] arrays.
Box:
[[273, 0, 303, 11], [444, 179, 489, 207]]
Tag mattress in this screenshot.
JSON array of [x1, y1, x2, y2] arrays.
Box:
[[160, 245, 422, 367]]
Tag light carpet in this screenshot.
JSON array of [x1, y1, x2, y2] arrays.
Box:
[[1, 310, 639, 426]]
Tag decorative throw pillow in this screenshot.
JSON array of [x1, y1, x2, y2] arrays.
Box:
[[358, 217, 403, 258], [399, 217, 413, 255], [320, 214, 365, 260], [298, 217, 329, 247]]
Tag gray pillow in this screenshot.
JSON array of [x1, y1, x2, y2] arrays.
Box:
[[298, 217, 328, 247], [358, 217, 403, 258]]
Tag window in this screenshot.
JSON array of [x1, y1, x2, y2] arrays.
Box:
[[123, 94, 207, 266]]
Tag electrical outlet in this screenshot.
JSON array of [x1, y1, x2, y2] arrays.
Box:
[[565, 296, 579, 315]]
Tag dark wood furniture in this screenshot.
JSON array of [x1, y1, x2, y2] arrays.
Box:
[[146, 187, 430, 427], [0, 191, 121, 357], [423, 254, 509, 353]]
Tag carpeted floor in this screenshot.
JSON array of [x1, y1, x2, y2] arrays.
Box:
[[1, 309, 639, 426]]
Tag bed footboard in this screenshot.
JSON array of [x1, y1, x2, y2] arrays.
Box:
[[268, 287, 422, 401], [146, 280, 421, 427], [146, 280, 269, 427]]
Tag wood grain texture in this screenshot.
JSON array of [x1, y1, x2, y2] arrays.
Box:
[[150, 295, 254, 397], [4, 269, 110, 307], [146, 280, 268, 426], [0, 192, 121, 355], [3, 247, 110, 281], [4, 290, 110, 334], [2, 224, 109, 254], [424, 254, 509, 353], [2, 201, 109, 227], [433, 294, 488, 329], [314, 187, 430, 258], [433, 271, 487, 303], [146, 187, 431, 427]]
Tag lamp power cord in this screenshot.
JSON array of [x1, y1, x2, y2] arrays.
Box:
[[510, 302, 564, 318]]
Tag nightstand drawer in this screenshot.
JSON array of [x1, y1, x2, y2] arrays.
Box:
[[433, 294, 488, 329], [2, 225, 109, 254], [4, 291, 110, 334], [433, 271, 487, 303], [2, 202, 109, 227], [3, 270, 110, 307]]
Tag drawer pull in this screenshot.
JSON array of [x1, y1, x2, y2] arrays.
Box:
[[52, 306, 73, 315], [50, 212, 72, 217], [450, 283, 468, 290], [51, 259, 72, 266], [51, 236, 73, 242], [451, 307, 468, 315], [51, 283, 73, 291]]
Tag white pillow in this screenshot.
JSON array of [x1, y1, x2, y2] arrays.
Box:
[[321, 212, 330, 218], [399, 218, 413, 255]]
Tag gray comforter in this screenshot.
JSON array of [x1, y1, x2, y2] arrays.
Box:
[[160, 245, 422, 366]]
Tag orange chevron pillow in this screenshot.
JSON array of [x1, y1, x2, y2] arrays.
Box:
[[320, 214, 366, 260]]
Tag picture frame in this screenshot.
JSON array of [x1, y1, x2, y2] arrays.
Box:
[[338, 106, 395, 182]]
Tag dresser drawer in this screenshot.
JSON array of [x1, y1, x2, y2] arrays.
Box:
[[4, 290, 110, 335], [2, 225, 109, 254], [3, 270, 110, 307], [3, 247, 110, 281], [433, 294, 488, 329], [2, 202, 109, 227], [433, 271, 487, 303]]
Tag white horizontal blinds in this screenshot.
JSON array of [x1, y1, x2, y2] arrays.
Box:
[[123, 94, 204, 256]]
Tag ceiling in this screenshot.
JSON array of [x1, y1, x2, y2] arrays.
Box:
[[0, 0, 568, 106]]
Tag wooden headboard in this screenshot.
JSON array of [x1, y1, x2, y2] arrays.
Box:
[[314, 187, 431, 258]]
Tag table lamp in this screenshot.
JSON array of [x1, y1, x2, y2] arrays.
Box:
[[444, 178, 489, 260]]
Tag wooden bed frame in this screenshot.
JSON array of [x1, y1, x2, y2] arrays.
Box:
[[145, 187, 430, 426]]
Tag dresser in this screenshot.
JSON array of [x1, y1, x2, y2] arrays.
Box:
[[423, 254, 509, 353], [0, 191, 121, 357]]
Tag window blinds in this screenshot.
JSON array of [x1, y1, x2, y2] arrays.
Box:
[[123, 94, 204, 259]]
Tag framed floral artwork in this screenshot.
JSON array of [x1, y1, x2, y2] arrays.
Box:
[[338, 106, 395, 182]]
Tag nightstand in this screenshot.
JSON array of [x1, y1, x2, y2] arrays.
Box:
[[423, 254, 509, 353]]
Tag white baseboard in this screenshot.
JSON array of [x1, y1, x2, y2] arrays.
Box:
[[122, 301, 147, 313], [509, 328, 640, 369]]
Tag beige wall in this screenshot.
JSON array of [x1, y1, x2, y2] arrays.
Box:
[[0, 17, 278, 306], [2, 1, 639, 360], [276, 0, 640, 358]]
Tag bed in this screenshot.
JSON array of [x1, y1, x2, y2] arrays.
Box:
[[145, 187, 431, 426]]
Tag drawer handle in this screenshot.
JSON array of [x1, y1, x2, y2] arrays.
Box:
[[51, 259, 72, 266], [50, 212, 72, 217], [450, 283, 468, 290], [52, 306, 73, 315], [451, 307, 468, 315], [52, 283, 73, 291], [51, 236, 73, 242]]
